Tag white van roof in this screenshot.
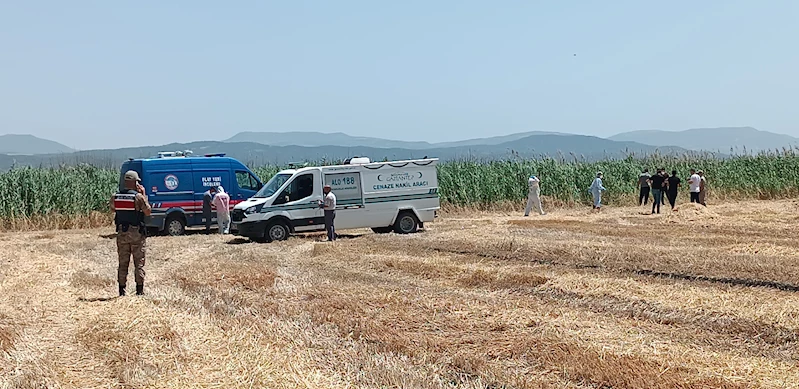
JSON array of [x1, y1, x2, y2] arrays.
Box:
[[275, 158, 438, 176]]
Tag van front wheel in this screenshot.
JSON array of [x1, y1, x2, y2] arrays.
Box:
[[266, 221, 290, 242], [394, 212, 419, 234], [165, 215, 186, 236]]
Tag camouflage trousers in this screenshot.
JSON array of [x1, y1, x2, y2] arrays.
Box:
[[117, 228, 146, 285]]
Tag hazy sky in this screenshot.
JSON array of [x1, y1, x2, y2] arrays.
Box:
[[2, 1, 798, 150]]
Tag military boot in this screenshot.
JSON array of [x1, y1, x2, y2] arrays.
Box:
[[136, 284, 144, 296], [119, 284, 126, 296]]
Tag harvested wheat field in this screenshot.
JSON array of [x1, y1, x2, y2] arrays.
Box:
[[2, 200, 799, 388]]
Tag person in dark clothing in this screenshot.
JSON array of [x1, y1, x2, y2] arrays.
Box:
[[666, 170, 681, 210], [638, 169, 651, 206], [648, 170, 667, 214], [203, 187, 217, 234]]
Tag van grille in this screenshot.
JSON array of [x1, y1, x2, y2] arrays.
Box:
[[232, 209, 245, 222]]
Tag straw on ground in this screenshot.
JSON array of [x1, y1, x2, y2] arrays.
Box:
[[1, 200, 798, 388]]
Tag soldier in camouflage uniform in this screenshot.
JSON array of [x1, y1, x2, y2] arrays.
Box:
[[111, 171, 152, 296]]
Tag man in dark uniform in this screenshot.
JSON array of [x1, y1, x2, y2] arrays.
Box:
[[111, 171, 152, 296], [203, 186, 216, 234]]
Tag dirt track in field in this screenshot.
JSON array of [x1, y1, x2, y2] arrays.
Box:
[[2, 200, 799, 388]]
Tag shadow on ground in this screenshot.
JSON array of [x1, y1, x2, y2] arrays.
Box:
[[78, 296, 120, 303]]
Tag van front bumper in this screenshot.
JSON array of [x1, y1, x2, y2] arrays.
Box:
[[235, 220, 267, 239]]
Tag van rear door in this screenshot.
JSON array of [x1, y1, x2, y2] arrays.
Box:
[[323, 170, 364, 230]]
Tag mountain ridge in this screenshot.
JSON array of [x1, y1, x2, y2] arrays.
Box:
[[0, 134, 74, 155], [8, 127, 795, 157], [224, 130, 570, 149], [0, 133, 686, 171], [225, 131, 433, 149], [609, 127, 799, 152]]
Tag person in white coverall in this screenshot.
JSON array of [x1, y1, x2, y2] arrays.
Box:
[[589, 172, 606, 211], [212, 186, 231, 234], [524, 175, 546, 216]]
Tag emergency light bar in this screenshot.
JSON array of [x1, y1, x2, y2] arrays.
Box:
[[155, 150, 194, 158]]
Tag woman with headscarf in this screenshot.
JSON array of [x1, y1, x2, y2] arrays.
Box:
[[588, 172, 606, 211]]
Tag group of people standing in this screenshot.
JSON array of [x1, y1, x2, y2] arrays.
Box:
[[638, 168, 706, 213], [523, 168, 709, 216]]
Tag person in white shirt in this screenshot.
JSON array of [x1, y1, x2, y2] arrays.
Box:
[[524, 174, 545, 216], [320, 184, 337, 241], [688, 169, 702, 204]]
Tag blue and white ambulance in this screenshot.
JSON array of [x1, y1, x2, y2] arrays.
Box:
[[118, 152, 263, 235], [232, 157, 440, 242]]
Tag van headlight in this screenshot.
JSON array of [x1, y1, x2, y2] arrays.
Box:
[[245, 206, 257, 214]]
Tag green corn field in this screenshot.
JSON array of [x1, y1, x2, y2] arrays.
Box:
[[438, 150, 799, 206], [2, 151, 799, 221], [0, 165, 119, 220]]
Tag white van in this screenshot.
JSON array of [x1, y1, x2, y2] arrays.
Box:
[[232, 158, 440, 242]]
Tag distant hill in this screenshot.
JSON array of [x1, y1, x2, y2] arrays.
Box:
[[0, 134, 74, 155], [609, 127, 799, 153], [0, 134, 687, 171], [225, 131, 433, 149], [225, 130, 569, 150], [497, 133, 685, 157], [434, 131, 567, 148]]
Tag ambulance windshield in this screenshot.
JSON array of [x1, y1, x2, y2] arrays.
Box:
[[253, 173, 292, 198]]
